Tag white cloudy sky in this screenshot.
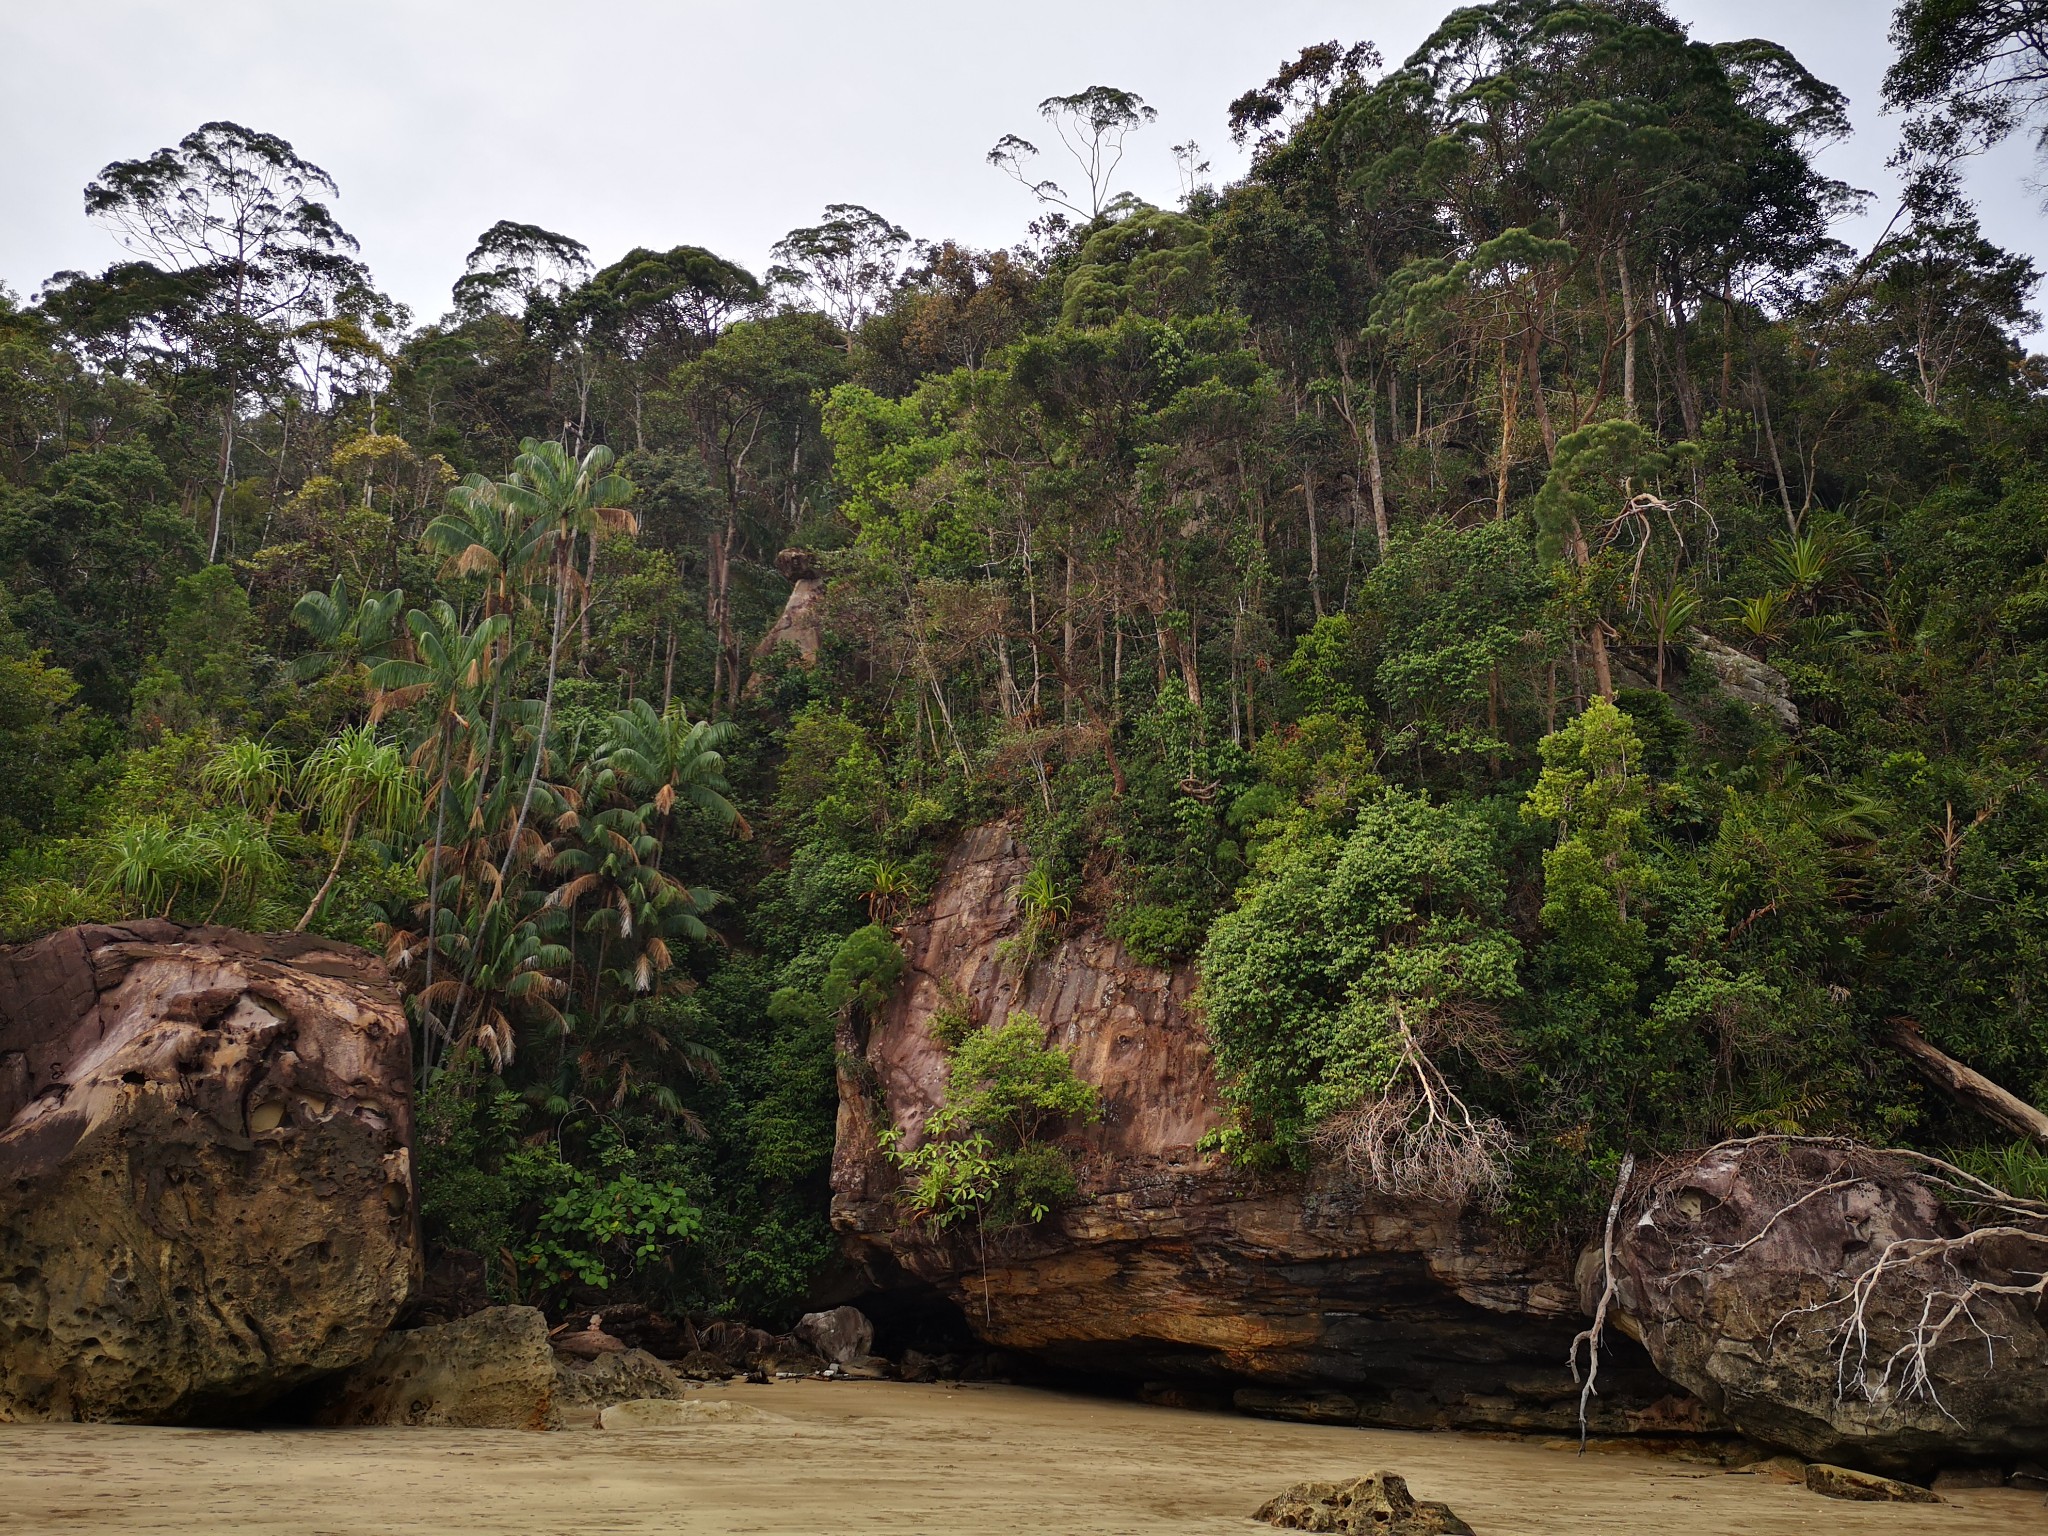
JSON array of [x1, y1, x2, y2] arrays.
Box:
[[3, 0, 2041, 326]]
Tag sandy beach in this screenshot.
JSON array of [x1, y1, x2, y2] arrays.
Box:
[[1, 1380, 2040, 1535]]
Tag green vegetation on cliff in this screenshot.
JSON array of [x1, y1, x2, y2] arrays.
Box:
[[5, 0, 2048, 1311]]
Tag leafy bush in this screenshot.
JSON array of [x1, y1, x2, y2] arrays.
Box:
[[885, 1011, 1099, 1229]]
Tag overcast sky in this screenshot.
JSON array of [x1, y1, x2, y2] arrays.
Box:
[[4, 0, 2042, 329]]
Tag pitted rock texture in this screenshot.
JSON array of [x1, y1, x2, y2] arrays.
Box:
[[1255, 1472, 1475, 1534], [0, 922, 417, 1423], [832, 824, 1694, 1436], [312, 1305, 557, 1429], [1598, 1139, 2048, 1474]]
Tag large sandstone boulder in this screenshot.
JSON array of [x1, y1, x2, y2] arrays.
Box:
[[312, 1305, 558, 1428], [1596, 1139, 2048, 1474], [795, 1305, 873, 1366], [0, 922, 418, 1423], [832, 824, 1694, 1436]]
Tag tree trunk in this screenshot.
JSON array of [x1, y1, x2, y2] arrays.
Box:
[[1062, 553, 1077, 726], [209, 404, 238, 563], [1364, 403, 1389, 559], [1524, 330, 1558, 463], [1618, 252, 1637, 421], [1495, 345, 1519, 521], [1303, 467, 1323, 619], [1886, 1018, 2048, 1149], [295, 808, 361, 932]]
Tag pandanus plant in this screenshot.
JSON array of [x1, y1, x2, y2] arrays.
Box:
[[294, 724, 419, 931]]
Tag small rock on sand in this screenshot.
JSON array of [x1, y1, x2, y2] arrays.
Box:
[[1804, 1464, 1940, 1503], [599, 1398, 793, 1430], [1256, 1472, 1473, 1534]]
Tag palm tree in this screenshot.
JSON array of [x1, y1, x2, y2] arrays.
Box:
[[421, 474, 554, 622], [600, 699, 747, 838], [294, 725, 420, 931], [369, 602, 511, 994], [487, 440, 636, 927], [99, 820, 194, 918], [199, 816, 282, 922], [408, 905, 570, 1074], [290, 577, 405, 685], [1638, 584, 1701, 689], [862, 857, 916, 924]]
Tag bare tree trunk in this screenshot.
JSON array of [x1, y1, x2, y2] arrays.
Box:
[[1062, 553, 1077, 726], [1364, 401, 1389, 558], [1495, 345, 1519, 521], [1617, 252, 1637, 421], [1752, 367, 1797, 530], [1887, 1018, 2048, 1148], [295, 808, 360, 932], [209, 404, 237, 563], [1303, 467, 1324, 619], [1524, 330, 1559, 463]]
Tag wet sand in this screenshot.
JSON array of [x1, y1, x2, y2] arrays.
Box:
[[2, 1380, 2040, 1535]]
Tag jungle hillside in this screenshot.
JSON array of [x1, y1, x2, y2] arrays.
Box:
[[5, 0, 2048, 1324]]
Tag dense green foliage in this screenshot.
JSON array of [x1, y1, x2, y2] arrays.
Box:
[[6, 1, 2048, 1307]]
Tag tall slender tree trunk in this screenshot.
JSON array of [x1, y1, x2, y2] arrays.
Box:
[[1364, 401, 1389, 558], [1617, 252, 1637, 421], [1062, 553, 1077, 726], [209, 404, 237, 562], [1495, 345, 1519, 521], [1303, 467, 1324, 618], [1524, 330, 1558, 463], [488, 541, 569, 925]]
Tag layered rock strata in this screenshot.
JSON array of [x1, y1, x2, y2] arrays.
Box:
[[0, 922, 418, 1422], [831, 824, 1692, 1435]]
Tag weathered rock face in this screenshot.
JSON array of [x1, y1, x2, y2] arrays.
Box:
[[795, 1305, 874, 1367], [0, 922, 418, 1423], [1598, 1140, 2048, 1473], [312, 1305, 558, 1428], [748, 546, 827, 687], [832, 825, 1694, 1435]]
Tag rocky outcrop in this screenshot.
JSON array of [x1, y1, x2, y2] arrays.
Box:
[[1596, 1139, 2048, 1474], [552, 1346, 691, 1427], [0, 922, 417, 1424], [312, 1305, 558, 1428], [748, 547, 827, 685], [832, 825, 1693, 1435], [1683, 629, 1798, 730], [1256, 1473, 1474, 1534]]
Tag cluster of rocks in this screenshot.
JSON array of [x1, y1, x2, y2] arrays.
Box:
[[306, 1301, 906, 1429]]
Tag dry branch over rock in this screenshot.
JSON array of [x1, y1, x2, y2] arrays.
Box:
[[1596, 1136, 2048, 1473]]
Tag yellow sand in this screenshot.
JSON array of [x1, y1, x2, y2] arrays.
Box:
[[2, 1380, 2041, 1534]]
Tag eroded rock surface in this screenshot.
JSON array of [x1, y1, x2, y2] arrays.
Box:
[[1255, 1472, 1474, 1534], [0, 922, 417, 1423], [795, 1305, 873, 1366], [312, 1304, 558, 1428], [1598, 1140, 2048, 1473], [832, 824, 1692, 1435], [552, 1346, 691, 1427]]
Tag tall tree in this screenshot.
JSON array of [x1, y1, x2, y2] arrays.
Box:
[[73, 122, 375, 559]]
